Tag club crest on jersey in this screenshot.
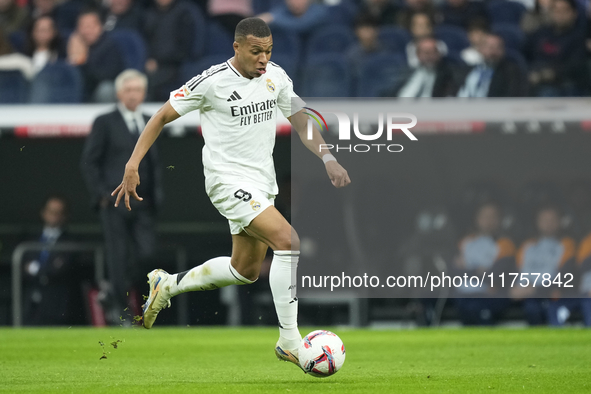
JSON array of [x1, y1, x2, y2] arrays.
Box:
[[174, 85, 190, 98], [266, 79, 275, 93], [250, 200, 261, 211]]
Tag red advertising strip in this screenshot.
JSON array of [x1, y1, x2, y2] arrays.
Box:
[[14, 125, 92, 138], [580, 121, 591, 131]]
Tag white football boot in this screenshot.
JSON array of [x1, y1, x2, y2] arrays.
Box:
[[142, 269, 172, 329]]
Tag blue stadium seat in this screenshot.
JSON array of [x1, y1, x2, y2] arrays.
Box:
[[186, 3, 206, 59], [180, 55, 230, 84], [492, 23, 525, 51], [434, 24, 470, 53], [270, 27, 300, 64], [30, 62, 82, 103], [0, 70, 28, 103], [324, 1, 358, 26], [109, 29, 147, 71], [355, 52, 406, 97], [8, 31, 26, 53], [204, 21, 235, 57], [300, 54, 352, 97], [487, 0, 526, 25], [378, 26, 412, 54], [306, 25, 355, 58]]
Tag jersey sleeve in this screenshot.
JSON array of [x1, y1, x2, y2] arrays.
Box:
[[169, 71, 212, 116], [277, 69, 305, 118]]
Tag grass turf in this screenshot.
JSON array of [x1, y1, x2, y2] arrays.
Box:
[[0, 327, 589, 393]]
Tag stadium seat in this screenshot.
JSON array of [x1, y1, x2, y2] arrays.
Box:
[[8, 31, 26, 54], [30, 62, 82, 103], [487, 0, 526, 25], [306, 25, 355, 58], [355, 52, 406, 97], [378, 26, 412, 54], [269, 27, 300, 64], [324, 1, 358, 26], [492, 23, 525, 51], [180, 55, 230, 84], [434, 25, 470, 53], [300, 54, 352, 97], [109, 29, 147, 71], [0, 70, 28, 103], [204, 21, 235, 57], [186, 3, 206, 59]]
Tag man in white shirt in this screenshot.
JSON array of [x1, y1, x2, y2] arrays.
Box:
[[111, 17, 350, 370], [81, 69, 162, 323]]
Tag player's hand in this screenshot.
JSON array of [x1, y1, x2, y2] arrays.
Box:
[[111, 165, 143, 211], [325, 161, 351, 188]]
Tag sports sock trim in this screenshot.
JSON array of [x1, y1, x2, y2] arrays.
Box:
[[176, 270, 190, 285]]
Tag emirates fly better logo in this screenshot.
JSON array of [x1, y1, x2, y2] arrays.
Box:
[[303, 107, 418, 153]]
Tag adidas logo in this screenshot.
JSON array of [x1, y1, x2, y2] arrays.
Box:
[[227, 91, 242, 101]]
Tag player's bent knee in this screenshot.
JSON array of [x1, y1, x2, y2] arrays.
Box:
[[274, 228, 300, 251]]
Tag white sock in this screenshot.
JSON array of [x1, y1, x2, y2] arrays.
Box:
[[270, 250, 301, 350], [168, 256, 254, 296]]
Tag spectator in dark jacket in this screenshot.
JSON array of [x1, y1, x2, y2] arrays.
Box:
[[458, 33, 527, 97], [143, 0, 197, 101], [439, 0, 488, 29], [358, 0, 399, 26], [102, 0, 144, 32], [396, 0, 436, 30], [257, 0, 328, 40], [387, 36, 461, 97], [526, 0, 586, 96], [24, 16, 65, 76], [67, 10, 125, 102]]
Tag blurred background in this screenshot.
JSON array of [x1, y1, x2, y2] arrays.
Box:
[[1, 0, 590, 328]]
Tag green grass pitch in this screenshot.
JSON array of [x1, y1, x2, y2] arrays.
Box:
[[1, 327, 590, 393]]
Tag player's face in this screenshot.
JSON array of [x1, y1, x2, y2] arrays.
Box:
[[234, 35, 273, 79], [117, 77, 146, 111]]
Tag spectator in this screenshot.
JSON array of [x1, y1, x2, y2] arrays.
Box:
[[454, 202, 515, 325], [31, 0, 80, 32], [388, 36, 460, 97], [67, 10, 125, 102], [257, 0, 328, 38], [347, 14, 383, 73], [521, 0, 554, 34], [80, 69, 162, 324], [24, 16, 65, 76], [439, 0, 488, 29], [396, 0, 436, 30], [22, 196, 81, 325], [358, 0, 399, 26], [208, 0, 253, 35], [525, 0, 586, 96], [458, 33, 527, 97], [143, 0, 198, 101], [0, 26, 35, 79], [405, 12, 448, 68], [102, 0, 144, 32], [0, 0, 28, 34], [461, 20, 487, 66], [512, 205, 576, 325]]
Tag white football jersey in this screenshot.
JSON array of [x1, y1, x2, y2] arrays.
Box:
[[169, 58, 304, 195]]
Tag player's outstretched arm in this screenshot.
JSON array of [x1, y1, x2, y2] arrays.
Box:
[[289, 110, 351, 188], [112, 101, 180, 210]]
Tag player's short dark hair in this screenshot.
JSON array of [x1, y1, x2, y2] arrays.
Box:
[[234, 17, 271, 42]]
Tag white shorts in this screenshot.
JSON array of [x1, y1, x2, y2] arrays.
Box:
[[207, 182, 275, 235]]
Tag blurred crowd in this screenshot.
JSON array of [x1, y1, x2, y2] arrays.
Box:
[[0, 0, 590, 102]]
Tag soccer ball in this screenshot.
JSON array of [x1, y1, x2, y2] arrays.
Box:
[[299, 330, 346, 378]]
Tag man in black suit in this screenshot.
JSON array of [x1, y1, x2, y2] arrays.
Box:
[[388, 36, 461, 98], [23, 195, 82, 325], [458, 33, 527, 97], [80, 69, 162, 321]]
